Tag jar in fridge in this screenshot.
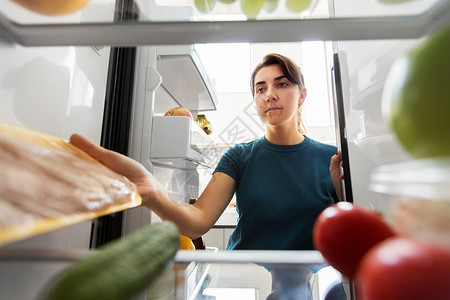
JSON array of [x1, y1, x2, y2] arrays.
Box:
[[370, 157, 450, 248]]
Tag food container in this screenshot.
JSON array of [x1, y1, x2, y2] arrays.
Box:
[[370, 157, 450, 248]]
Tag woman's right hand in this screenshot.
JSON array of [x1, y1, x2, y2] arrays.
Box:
[[69, 133, 164, 208]]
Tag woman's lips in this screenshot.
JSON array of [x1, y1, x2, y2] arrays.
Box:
[[266, 107, 281, 113]]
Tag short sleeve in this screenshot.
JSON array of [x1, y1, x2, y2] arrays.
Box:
[[213, 144, 242, 182]]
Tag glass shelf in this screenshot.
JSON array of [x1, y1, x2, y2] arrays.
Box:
[[0, 249, 341, 300], [1, 0, 445, 24], [0, 0, 448, 46]]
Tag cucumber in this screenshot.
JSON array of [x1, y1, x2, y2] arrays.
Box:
[[45, 221, 180, 300]]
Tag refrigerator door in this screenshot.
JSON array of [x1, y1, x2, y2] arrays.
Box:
[[327, 0, 449, 216], [332, 37, 425, 214]]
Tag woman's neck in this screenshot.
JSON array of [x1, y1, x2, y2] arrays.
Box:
[[265, 127, 305, 145]]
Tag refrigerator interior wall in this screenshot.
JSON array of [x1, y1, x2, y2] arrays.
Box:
[[0, 45, 110, 143], [0, 43, 111, 249]]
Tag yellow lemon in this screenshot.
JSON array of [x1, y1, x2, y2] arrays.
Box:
[[179, 235, 196, 250]]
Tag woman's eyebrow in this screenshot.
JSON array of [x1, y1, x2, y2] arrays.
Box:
[[255, 75, 287, 86], [274, 75, 287, 81]]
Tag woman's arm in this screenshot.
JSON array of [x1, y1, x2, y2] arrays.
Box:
[[148, 171, 236, 238], [69, 134, 235, 239], [329, 151, 343, 201]]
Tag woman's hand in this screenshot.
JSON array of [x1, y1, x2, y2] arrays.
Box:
[[69, 133, 163, 208], [329, 151, 343, 201], [69, 134, 226, 238]]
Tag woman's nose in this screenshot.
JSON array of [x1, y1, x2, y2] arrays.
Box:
[[264, 87, 275, 101], [266, 93, 277, 102]]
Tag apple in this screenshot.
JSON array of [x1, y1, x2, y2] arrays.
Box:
[[382, 26, 450, 158], [164, 107, 193, 119], [241, 0, 263, 19], [378, 0, 412, 3], [194, 0, 217, 13], [263, 0, 279, 13], [286, 0, 312, 13], [12, 0, 90, 15]]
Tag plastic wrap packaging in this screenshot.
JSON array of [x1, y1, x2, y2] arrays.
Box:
[[0, 122, 141, 246]]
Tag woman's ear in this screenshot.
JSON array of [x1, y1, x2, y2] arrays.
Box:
[[298, 88, 307, 106]]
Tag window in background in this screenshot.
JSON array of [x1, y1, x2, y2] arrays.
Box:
[[195, 42, 336, 192], [195, 41, 336, 151], [195, 41, 336, 170]]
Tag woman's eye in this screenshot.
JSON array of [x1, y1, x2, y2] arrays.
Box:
[[278, 82, 288, 88], [256, 87, 265, 94]]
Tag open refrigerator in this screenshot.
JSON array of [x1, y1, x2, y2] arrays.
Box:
[[0, 0, 449, 299]]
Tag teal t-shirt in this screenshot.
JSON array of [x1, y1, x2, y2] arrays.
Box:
[[214, 136, 338, 250]]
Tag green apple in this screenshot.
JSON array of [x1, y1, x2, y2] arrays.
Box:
[[382, 26, 450, 158], [194, 0, 217, 13], [263, 0, 279, 13], [378, 0, 413, 3], [286, 0, 312, 12], [241, 0, 263, 19]]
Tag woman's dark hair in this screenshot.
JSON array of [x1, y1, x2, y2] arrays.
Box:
[[250, 53, 305, 98]]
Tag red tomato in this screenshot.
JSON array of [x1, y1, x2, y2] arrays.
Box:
[[355, 237, 450, 300], [313, 202, 395, 279]]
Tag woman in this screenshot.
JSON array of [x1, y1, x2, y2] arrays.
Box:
[[69, 53, 343, 251]]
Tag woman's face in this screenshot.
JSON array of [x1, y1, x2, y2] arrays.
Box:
[[253, 64, 305, 129]]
